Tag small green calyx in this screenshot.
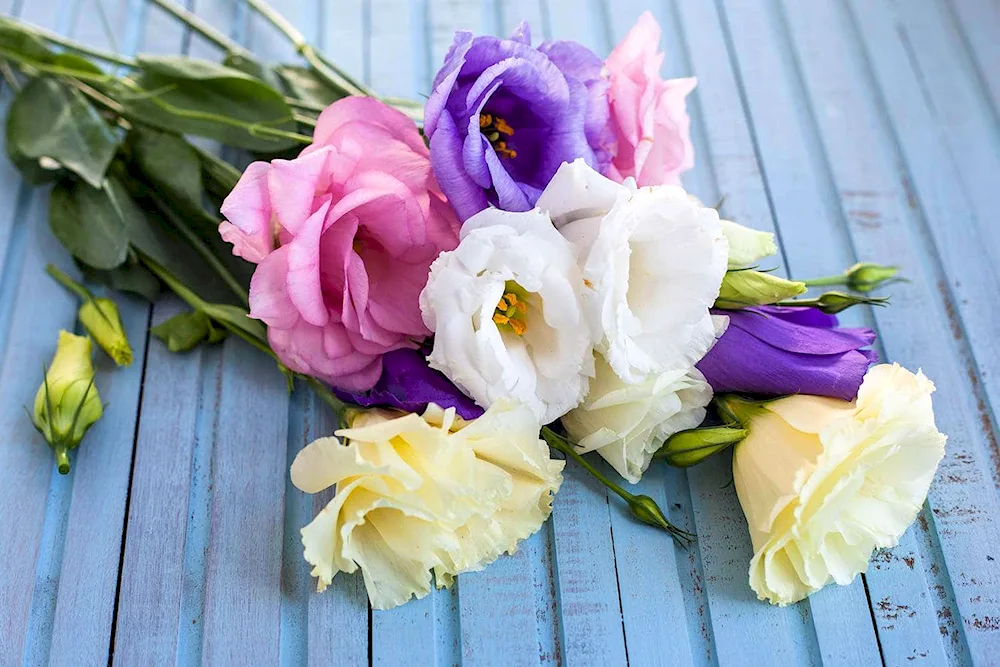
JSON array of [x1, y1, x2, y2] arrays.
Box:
[[713, 394, 772, 428], [715, 270, 807, 309], [31, 331, 103, 474], [655, 425, 749, 468]]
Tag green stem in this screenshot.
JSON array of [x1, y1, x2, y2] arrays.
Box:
[[148, 0, 250, 56], [801, 275, 845, 288], [542, 427, 632, 502], [54, 445, 71, 475], [145, 191, 249, 306], [191, 144, 242, 193], [45, 264, 94, 302], [23, 19, 138, 67], [241, 0, 370, 97], [140, 253, 348, 424]]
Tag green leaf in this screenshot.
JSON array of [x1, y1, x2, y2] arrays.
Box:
[[275, 64, 343, 107], [124, 55, 299, 151], [128, 126, 204, 215], [78, 258, 160, 302], [151, 309, 227, 352], [223, 52, 283, 91], [50, 52, 104, 75], [6, 77, 121, 187], [49, 179, 130, 270]]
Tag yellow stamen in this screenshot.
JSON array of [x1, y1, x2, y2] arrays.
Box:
[[493, 288, 528, 335], [494, 117, 515, 136], [583, 278, 594, 289], [480, 113, 518, 159]]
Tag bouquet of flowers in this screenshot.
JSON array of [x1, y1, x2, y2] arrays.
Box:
[[1, 4, 945, 610]]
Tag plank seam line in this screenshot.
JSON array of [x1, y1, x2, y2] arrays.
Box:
[[935, 0, 1000, 144], [854, 0, 1000, 487], [708, 0, 793, 276], [777, 0, 977, 660], [538, 0, 553, 42], [678, 470, 719, 666], [106, 303, 155, 667], [860, 574, 888, 667], [604, 491, 631, 667]]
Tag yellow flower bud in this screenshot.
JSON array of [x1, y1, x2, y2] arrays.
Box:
[[79, 297, 133, 366], [31, 331, 103, 474]]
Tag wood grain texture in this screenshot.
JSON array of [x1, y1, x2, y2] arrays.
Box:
[[0, 0, 998, 665]]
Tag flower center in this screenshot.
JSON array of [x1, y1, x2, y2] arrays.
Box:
[[492, 281, 528, 336], [479, 113, 517, 159]]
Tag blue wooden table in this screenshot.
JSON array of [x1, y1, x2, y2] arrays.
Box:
[[2, 0, 999, 665]]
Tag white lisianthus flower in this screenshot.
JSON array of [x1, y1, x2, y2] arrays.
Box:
[[291, 400, 563, 610], [562, 353, 713, 483], [536, 159, 729, 384], [419, 207, 594, 423], [728, 363, 946, 606]]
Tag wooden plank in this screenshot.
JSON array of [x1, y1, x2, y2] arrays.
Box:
[[721, 1, 1000, 665], [843, 0, 1000, 495]]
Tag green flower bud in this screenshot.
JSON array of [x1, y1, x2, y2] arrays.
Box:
[[716, 270, 807, 309], [845, 263, 899, 293], [627, 494, 695, 544], [31, 331, 103, 474], [721, 220, 777, 270], [655, 425, 749, 467], [79, 297, 133, 366], [46, 264, 133, 366], [812, 291, 889, 314]]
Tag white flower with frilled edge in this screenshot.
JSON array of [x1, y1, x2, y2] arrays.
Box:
[[536, 159, 729, 384], [729, 363, 946, 606], [291, 400, 563, 610], [419, 207, 594, 423], [562, 352, 713, 483]]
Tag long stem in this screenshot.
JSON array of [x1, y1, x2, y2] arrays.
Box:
[[801, 275, 844, 288], [45, 264, 94, 302], [542, 427, 632, 502], [149, 0, 250, 56], [24, 20, 138, 67], [241, 0, 370, 97], [145, 191, 249, 306]]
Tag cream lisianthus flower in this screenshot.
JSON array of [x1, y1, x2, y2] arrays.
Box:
[[536, 159, 728, 384], [291, 400, 563, 610], [728, 363, 946, 606], [419, 207, 594, 423], [562, 353, 712, 483]]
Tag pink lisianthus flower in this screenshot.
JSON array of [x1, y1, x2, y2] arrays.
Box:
[[605, 11, 696, 187], [219, 98, 460, 391]]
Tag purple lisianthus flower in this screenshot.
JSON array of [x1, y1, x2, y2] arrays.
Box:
[[425, 23, 612, 220], [697, 306, 878, 401], [335, 348, 483, 420]]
